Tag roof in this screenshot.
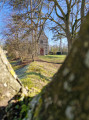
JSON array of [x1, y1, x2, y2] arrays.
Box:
[[40, 31, 48, 40]]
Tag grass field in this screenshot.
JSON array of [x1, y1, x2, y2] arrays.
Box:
[[9, 55, 66, 97], [21, 61, 61, 96], [38, 55, 66, 63]]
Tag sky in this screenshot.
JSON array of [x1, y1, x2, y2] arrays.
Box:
[[0, 2, 12, 43], [0, 1, 67, 47]]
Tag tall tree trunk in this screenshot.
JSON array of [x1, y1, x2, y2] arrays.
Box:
[[65, 14, 72, 52], [81, 0, 85, 26], [66, 29, 72, 52], [67, 37, 72, 52], [60, 37, 62, 54], [35, 27, 38, 56], [30, 0, 35, 60]]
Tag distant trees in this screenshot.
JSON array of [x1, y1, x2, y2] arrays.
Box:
[[49, 44, 68, 55], [4, 0, 53, 60], [47, 0, 89, 52], [49, 45, 59, 54], [4, 13, 35, 61], [2, 0, 88, 58]]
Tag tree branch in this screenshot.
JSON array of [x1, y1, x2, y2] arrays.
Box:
[[49, 0, 65, 17], [54, 5, 64, 21]]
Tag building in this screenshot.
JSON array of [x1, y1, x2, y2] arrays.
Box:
[[24, 31, 49, 56], [38, 32, 49, 55]]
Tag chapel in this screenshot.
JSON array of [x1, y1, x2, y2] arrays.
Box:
[[38, 32, 49, 55]]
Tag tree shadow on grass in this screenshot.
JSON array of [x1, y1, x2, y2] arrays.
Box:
[[21, 72, 50, 81], [15, 65, 29, 79], [14, 64, 50, 81], [36, 59, 63, 64]]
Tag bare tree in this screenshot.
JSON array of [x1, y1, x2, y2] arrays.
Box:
[[5, 0, 53, 60], [46, 0, 89, 52]]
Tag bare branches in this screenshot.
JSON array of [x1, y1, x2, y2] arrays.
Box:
[[2, 0, 88, 53], [71, 0, 77, 8], [48, 0, 87, 51], [54, 5, 64, 21], [54, 0, 65, 17], [49, 0, 65, 17], [0, 0, 6, 11]]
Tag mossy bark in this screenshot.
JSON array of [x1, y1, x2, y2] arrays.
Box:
[[24, 13, 89, 120], [0, 47, 22, 106]]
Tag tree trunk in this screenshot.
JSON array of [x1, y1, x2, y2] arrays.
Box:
[[66, 31, 72, 52], [68, 38, 72, 52], [81, 0, 85, 26], [65, 18, 72, 52], [0, 47, 22, 106], [22, 12, 89, 120], [35, 27, 38, 57]]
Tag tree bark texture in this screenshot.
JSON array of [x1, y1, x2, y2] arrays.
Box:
[[0, 47, 22, 106]]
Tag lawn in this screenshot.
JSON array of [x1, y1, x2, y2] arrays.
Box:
[[21, 61, 61, 96], [9, 55, 66, 97], [9, 58, 61, 97], [38, 55, 66, 63]]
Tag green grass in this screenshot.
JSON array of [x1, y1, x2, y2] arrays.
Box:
[[21, 61, 60, 96], [9, 59, 23, 70], [38, 55, 66, 63], [9, 55, 65, 97], [9, 58, 61, 97]]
